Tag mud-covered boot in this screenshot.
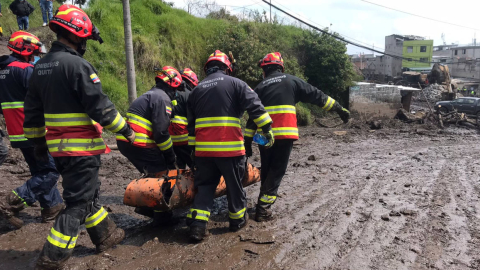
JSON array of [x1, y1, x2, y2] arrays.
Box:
[[188, 225, 207, 242], [41, 203, 65, 223], [35, 255, 67, 270], [6, 191, 26, 213], [0, 197, 24, 229], [95, 228, 125, 253], [255, 204, 274, 222], [229, 213, 248, 232]]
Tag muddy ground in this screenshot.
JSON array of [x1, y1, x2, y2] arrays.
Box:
[[1, 120, 480, 270]]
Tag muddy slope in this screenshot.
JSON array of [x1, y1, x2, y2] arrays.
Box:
[[1, 126, 480, 270]]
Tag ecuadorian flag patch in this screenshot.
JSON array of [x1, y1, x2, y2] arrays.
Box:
[[90, 73, 101, 84], [166, 106, 172, 115]]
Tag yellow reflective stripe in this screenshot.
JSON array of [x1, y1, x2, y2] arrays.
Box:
[[195, 141, 244, 152], [85, 207, 108, 228], [105, 112, 127, 133], [188, 136, 196, 146], [172, 100, 178, 106], [47, 228, 78, 249], [157, 137, 173, 151], [116, 133, 155, 144], [9, 34, 39, 43], [171, 134, 188, 142], [260, 194, 277, 204], [322, 97, 336, 111], [195, 117, 241, 128], [244, 128, 255, 138], [186, 208, 210, 221], [24, 126, 46, 138], [44, 113, 94, 127], [272, 127, 299, 136], [253, 113, 272, 128], [265, 105, 296, 114], [1, 101, 24, 109], [229, 208, 246, 219], [127, 113, 152, 132], [57, 7, 87, 16], [171, 116, 188, 125], [9, 134, 28, 142], [47, 138, 106, 153]]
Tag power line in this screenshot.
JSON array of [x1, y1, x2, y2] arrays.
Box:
[[262, 0, 469, 65], [361, 0, 480, 32]]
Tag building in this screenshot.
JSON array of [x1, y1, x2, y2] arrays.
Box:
[[350, 54, 375, 70], [450, 45, 480, 79], [402, 39, 434, 69]]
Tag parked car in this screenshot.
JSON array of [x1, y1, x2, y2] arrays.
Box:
[[435, 97, 480, 117]]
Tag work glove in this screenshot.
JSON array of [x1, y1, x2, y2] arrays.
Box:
[[123, 127, 136, 145], [34, 142, 49, 163], [337, 108, 351, 124], [262, 127, 275, 148], [244, 137, 253, 158]]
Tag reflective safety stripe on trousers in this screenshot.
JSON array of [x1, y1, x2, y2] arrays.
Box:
[[85, 207, 108, 228], [47, 228, 78, 249], [260, 194, 277, 204], [229, 208, 246, 219], [187, 208, 210, 221]]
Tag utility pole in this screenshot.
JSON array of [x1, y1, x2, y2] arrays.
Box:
[[270, 0, 272, 23], [122, 0, 137, 104]]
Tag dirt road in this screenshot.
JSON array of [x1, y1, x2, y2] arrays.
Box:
[[1, 124, 480, 270]]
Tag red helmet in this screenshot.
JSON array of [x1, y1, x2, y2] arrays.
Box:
[[204, 50, 233, 73], [258, 52, 284, 71], [155, 66, 182, 88], [8, 31, 46, 56], [50, 5, 103, 43], [181, 68, 199, 87]]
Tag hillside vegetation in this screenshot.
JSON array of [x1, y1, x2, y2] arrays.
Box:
[[1, 0, 358, 124]]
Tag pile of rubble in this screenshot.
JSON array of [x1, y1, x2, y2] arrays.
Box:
[[413, 84, 444, 102]]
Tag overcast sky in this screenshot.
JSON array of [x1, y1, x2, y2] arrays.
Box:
[[168, 0, 480, 56]]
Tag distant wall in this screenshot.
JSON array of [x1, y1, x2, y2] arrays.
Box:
[[349, 83, 415, 118]]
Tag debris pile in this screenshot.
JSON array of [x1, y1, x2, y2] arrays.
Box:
[[413, 84, 444, 102]]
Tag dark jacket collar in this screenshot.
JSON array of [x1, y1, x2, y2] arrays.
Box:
[[50, 41, 82, 57]]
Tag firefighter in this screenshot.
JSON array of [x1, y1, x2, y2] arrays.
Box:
[[23, 5, 135, 269], [116, 66, 180, 225], [168, 68, 198, 169], [0, 31, 64, 229], [117, 66, 179, 175], [245, 52, 350, 222], [186, 50, 274, 241]]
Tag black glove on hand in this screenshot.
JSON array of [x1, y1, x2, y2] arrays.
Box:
[[123, 127, 136, 144], [244, 137, 253, 157], [34, 143, 49, 163], [337, 108, 350, 123]]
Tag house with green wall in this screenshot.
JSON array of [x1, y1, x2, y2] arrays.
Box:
[[402, 40, 434, 68]]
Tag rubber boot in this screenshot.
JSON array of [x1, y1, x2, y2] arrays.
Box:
[[188, 225, 207, 242], [0, 197, 24, 229], [41, 203, 65, 223], [255, 203, 274, 222], [6, 191, 26, 213], [229, 213, 248, 232], [35, 255, 67, 270], [92, 217, 125, 253]]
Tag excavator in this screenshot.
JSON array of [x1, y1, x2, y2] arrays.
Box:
[[428, 63, 455, 100]]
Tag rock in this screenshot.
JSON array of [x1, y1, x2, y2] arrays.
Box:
[[333, 131, 347, 136], [345, 211, 351, 216], [404, 183, 412, 188], [389, 211, 401, 217], [400, 209, 417, 216], [369, 120, 383, 130], [381, 215, 390, 221], [307, 155, 316, 161]]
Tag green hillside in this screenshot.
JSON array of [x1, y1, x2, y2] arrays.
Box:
[[1, 0, 358, 123]]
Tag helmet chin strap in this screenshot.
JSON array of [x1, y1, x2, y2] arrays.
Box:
[[63, 33, 87, 56]]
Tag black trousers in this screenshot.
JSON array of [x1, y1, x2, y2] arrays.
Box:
[[40, 155, 116, 262], [187, 156, 246, 227], [173, 144, 193, 169], [258, 140, 293, 207], [117, 140, 167, 175]]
